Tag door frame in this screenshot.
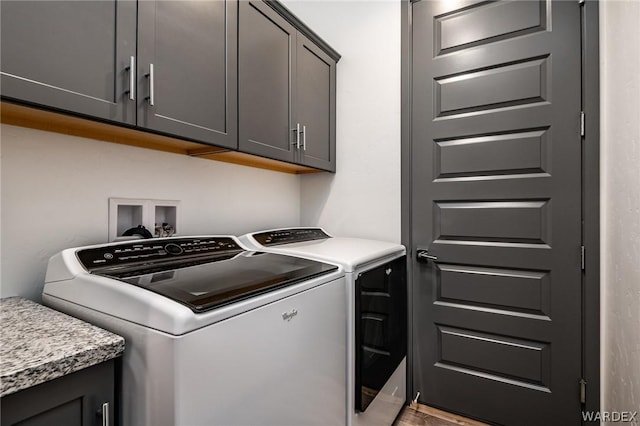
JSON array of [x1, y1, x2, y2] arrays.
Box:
[[400, 0, 601, 417]]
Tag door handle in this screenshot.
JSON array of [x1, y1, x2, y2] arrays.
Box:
[[99, 402, 109, 426], [291, 124, 299, 147], [146, 64, 155, 106], [416, 249, 437, 263], [126, 56, 135, 101], [291, 123, 301, 149], [302, 125, 306, 151]]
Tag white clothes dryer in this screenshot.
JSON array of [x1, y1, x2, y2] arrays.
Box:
[[240, 228, 407, 426]]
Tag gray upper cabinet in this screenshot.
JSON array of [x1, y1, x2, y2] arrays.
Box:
[[239, 0, 338, 172], [1, 0, 237, 149], [0, 0, 137, 124], [137, 1, 238, 148], [238, 1, 297, 163], [296, 34, 336, 171], [2, 0, 337, 172]]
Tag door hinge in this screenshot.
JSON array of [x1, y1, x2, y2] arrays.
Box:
[[580, 111, 585, 136], [580, 379, 587, 404], [581, 246, 586, 270]]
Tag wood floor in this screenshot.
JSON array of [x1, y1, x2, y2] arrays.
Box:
[[394, 403, 489, 426]]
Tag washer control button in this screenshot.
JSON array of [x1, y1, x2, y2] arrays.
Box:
[[164, 243, 183, 255]]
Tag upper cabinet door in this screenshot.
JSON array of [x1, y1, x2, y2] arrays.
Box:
[[296, 34, 337, 172], [0, 0, 137, 124], [238, 1, 297, 163], [137, 0, 238, 149]]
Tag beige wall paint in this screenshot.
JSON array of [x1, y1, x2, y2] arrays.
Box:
[[0, 124, 301, 301], [600, 0, 640, 419]]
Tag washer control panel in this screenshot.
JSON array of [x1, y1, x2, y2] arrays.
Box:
[[253, 228, 331, 247], [77, 237, 242, 271]]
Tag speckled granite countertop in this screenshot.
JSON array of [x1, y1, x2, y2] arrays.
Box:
[[0, 297, 124, 397]]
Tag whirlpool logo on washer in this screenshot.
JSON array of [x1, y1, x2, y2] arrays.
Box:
[[282, 308, 298, 322]]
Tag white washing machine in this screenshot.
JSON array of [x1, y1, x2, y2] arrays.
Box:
[[240, 228, 407, 426], [43, 235, 347, 426]]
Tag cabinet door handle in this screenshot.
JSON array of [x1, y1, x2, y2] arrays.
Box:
[[127, 56, 135, 101], [101, 402, 109, 426], [291, 124, 298, 147], [146, 64, 155, 106], [296, 123, 301, 149], [302, 125, 306, 151]]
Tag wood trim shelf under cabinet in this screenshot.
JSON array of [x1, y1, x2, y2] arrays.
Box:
[[0, 101, 322, 175]]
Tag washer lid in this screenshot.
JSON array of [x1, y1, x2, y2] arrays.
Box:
[[243, 229, 405, 273], [94, 251, 337, 313], [77, 236, 338, 313]]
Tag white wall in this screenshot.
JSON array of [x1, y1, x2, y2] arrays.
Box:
[[6, 7, 639, 415], [0, 1, 403, 303], [0, 124, 301, 301], [285, 1, 640, 417], [282, 0, 402, 243], [600, 0, 640, 418]]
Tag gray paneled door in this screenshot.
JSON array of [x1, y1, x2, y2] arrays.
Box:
[[296, 33, 336, 171], [238, 0, 297, 163], [411, 1, 582, 425], [137, 0, 237, 148], [0, 0, 136, 124]]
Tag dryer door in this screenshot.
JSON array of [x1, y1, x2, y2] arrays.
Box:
[[355, 256, 407, 411]]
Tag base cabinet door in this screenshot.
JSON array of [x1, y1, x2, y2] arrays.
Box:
[[1, 360, 116, 426], [238, 0, 297, 163], [295, 34, 337, 172], [0, 0, 136, 124], [137, 0, 238, 148]]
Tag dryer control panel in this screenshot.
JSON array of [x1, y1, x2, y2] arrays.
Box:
[[77, 237, 243, 271], [253, 228, 331, 246]]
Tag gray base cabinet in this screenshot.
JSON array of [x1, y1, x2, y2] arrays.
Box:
[[239, 0, 338, 172], [1, 360, 116, 426]]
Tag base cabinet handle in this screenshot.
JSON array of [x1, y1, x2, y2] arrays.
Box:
[[99, 402, 109, 426]]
